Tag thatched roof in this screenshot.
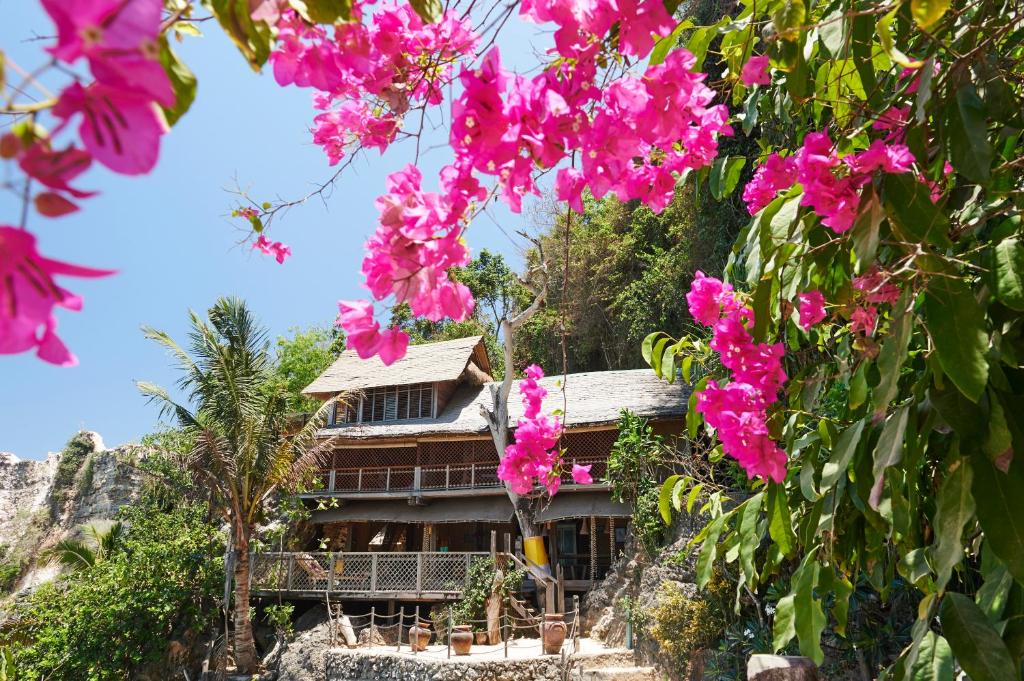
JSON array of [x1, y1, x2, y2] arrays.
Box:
[[303, 335, 491, 396], [316, 369, 689, 440]]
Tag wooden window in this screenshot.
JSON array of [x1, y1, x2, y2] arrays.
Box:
[[342, 383, 436, 424]]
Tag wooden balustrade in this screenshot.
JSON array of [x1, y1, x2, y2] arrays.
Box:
[[249, 551, 493, 598], [308, 456, 608, 495]]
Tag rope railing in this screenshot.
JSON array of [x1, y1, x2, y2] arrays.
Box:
[[343, 602, 583, 659]]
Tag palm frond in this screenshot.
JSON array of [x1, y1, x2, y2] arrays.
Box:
[[41, 539, 96, 571]]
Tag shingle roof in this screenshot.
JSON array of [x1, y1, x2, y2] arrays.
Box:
[[316, 369, 689, 440], [302, 335, 489, 396]]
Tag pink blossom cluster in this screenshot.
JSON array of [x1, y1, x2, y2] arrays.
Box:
[[797, 290, 826, 331], [270, 4, 479, 165], [335, 163, 479, 361], [38, 0, 171, 183], [848, 267, 901, 337], [336, 300, 410, 364], [518, 0, 675, 58], [252, 235, 292, 264], [740, 55, 771, 86], [742, 132, 914, 232], [686, 271, 805, 483], [0, 226, 114, 366], [496, 365, 592, 496], [451, 47, 732, 214]]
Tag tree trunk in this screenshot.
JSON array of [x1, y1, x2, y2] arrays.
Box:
[[232, 522, 259, 673]]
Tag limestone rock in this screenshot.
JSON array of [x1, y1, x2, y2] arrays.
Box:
[[747, 655, 819, 681], [358, 624, 387, 647], [278, 617, 332, 681]]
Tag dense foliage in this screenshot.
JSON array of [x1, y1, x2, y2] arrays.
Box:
[[1, 502, 223, 681], [606, 411, 671, 555], [267, 325, 345, 413], [645, 0, 1024, 675]]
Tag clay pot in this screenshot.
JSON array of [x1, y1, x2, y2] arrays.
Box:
[[450, 625, 473, 655], [474, 631, 488, 645], [408, 619, 432, 651], [541, 613, 566, 655]]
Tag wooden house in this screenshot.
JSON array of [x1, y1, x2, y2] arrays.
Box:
[[251, 335, 688, 606]]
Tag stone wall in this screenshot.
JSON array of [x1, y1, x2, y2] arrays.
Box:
[[325, 649, 571, 681]]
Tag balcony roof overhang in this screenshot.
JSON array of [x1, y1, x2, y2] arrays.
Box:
[[311, 496, 515, 524]]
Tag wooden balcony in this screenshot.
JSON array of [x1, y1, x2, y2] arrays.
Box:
[[250, 551, 495, 600], [301, 456, 609, 498]]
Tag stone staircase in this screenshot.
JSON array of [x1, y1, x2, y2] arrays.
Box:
[[570, 650, 657, 681]]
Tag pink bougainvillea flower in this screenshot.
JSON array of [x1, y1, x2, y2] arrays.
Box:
[[797, 290, 826, 331], [498, 364, 564, 495], [336, 299, 385, 359], [850, 306, 878, 336], [377, 327, 410, 366], [742, 153, 797, 214], [853, 268, 901, 305], [686, 270, 736, 326], [253, 235, 291, 264], [34, 192, 80, 217], [740, 55, 770, 86], [41, 0, 173, 106], [571, 463, 593, 485], [53, 82, 167, 175], [0, 226, 114, 366], [18, 143, 96, 199]]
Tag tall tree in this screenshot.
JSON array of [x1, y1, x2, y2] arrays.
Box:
[[138, 298, 334, 673]]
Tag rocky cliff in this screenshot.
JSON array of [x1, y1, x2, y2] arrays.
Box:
[[0, 432, 144, 592]]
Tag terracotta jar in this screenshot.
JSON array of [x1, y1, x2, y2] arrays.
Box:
[[450, 624, 473, 655], [408, 619, 432, 651], [542, 613, 566, 655], [474, 631, 488, 645]]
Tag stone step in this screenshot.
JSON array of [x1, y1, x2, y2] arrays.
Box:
[[579, 666, 657, 681]]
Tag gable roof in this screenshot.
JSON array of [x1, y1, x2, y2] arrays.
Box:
[[316, 369, 689, 440], [302, 335, 491, 396]]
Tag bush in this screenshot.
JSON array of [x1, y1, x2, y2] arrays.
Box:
[[1, 502, 224, 680], [50, 433, 95, 511], [649, 582, 728, 675], [607, 411, 669, 554]]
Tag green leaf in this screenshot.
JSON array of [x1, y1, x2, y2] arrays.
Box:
[[298, 0, 353, 24], [883, 173, 951, 248], [686, 484, 703, 514], [659, 474, 681, 524], [774, 592, 797, 651], [819, 419, 865, 493], [738, 493, 764, 585], [972, 452, 1024, 586], [687, 377, 708, 438], [929, 458, 975, 591], [686, 25, 719, 71], [909, 632, 953, 681], [870, 404, 910, 509], [158, 39, 197, 127], [910, 0, 949, 28], [642, 332, 663, 366], [994, 237, 1024, 311], [831, 572, 853, 636], [206, 0, 274, 69], [767, 483, 797, 556], [791, 558, 826, 663], [651, 337, 671, 378], [925, 276, 989, 402], [849, 362, 868, 410], [873, 291, 914, 415], [696, 512, 729, 588], [408, 0, 442, 22], [984, 390, 1014, 466], [852, 187, 884, 267], [649, 20, 692, 65], [710, 157, 747, 199], [876, 12, 923, 69], [950, 85, 993, 185], [773, 0, 806, 41], [976, 558, 1013, 621], [661, 342, 678, 383], [939, 593, 1019, 681], [681, 355, 694, 384]]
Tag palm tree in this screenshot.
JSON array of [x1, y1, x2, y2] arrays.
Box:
[[42, 521, 124, 571], [138, 297, 334, 673]]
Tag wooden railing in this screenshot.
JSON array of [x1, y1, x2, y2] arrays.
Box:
[[310, 457, 608, 494], [250, 551, 494, 597]]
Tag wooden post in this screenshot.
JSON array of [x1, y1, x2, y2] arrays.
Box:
[[286, 553, 295, 591], [589, 516, 597, 586], [413, 605, 420, 655], [540, 607, 546, 658], [357, 468, 363, 491], [609, 516, 616, 562], [445, 464, 451, 489], [504, 532, 512, 555], [416, 553, 423, 593], [397, 606, 404, 652], [328, 554, 336, 593], [573, 595, 580, 653], [386, 467, 391, 491], [447, 606, 453, 659], [503, 607, 509, 658], [370, 606, 376, 648], [556, 563, 565, 614], [329, 469, 336, 492], [471, 463, 476, 488], [370, 553, 379, 594], [490, 530, 497, 560]]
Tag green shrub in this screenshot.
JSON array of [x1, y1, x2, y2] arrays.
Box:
[[50, 433, 95, 510], [264, 604, 295, 640], [649, 581, 727, 676], [606, 411, 670, 554], [2, 502, 224, 680]]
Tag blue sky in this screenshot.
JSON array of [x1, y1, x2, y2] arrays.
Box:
[[0, 2, 544, 458]]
